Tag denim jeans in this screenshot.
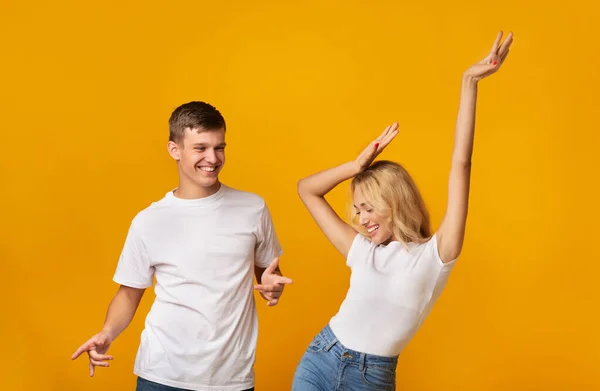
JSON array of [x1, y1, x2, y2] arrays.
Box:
[[292, 324, 398, 391], [136, 376, 254, 391]]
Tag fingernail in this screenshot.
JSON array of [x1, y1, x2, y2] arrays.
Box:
[[374, 143, 379, 149], [493, 60, 498, 66]]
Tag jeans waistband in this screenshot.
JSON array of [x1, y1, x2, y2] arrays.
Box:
[[320, 324, 399, 368]]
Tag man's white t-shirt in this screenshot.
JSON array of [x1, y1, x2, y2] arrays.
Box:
[[113, 184, 282, 391], [329, 233, 456, 357]]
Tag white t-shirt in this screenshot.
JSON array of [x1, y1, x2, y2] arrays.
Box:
[[329, 233, 456, 357], [112, 184, 282, 391]]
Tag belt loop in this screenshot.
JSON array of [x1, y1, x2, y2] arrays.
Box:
[[359, 353, 366, 371], [324, 337, 338, 352]]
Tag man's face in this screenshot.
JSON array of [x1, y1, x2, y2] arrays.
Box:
[[169, 127, 226, 193]]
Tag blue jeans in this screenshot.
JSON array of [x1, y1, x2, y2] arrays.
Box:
[[136, 376, 254, 391], [292, 324, 398, 391]]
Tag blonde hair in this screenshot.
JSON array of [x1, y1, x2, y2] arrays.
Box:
[[349, 160, 431, 246]]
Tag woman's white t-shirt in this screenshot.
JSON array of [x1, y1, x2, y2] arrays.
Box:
[[329, 233, 456, 357]]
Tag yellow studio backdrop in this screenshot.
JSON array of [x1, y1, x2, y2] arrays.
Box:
[[1, 1, 599, 390]]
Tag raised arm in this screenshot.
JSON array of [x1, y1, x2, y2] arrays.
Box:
[[437, 31, 513, 263], [297, 124, 399, 258]]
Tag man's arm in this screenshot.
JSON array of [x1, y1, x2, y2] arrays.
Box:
[[254, 258, 292, 306], [254, 264, 282, 282], [71, 285, 145, 376], [101, 285, 145, 340]]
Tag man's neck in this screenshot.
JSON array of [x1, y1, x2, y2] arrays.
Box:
[[173, 182, 221, 200]]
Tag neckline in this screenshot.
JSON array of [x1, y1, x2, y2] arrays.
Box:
[[165, 183, 226, 206]]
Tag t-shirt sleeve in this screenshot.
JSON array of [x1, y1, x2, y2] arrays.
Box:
[[112, 220, 154, 289], [346, 233, 371, 268], [254, 202, 283, 269], [426, 233, 458, 268]]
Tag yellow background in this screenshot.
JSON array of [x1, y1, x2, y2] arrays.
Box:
[[1, 1, 599, 390]]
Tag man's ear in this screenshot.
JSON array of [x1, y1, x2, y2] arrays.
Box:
[[167, 140, 181, 161]]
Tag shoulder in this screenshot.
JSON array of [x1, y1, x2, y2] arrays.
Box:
[[346, 233, 376, 266], [413, 234, 458, 268], [221, 185, 266, 209], [127, 191, 174, 230]]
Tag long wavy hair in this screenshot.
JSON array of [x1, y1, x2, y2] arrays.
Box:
[[349, 160, 431, 246]]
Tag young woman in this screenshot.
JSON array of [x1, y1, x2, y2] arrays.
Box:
[[292, 31, 513, 391]]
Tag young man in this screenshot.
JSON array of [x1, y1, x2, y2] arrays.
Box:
[[71, 101, 292, 391]]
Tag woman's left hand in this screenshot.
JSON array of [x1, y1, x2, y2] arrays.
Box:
[[464, 31, 513, 82]]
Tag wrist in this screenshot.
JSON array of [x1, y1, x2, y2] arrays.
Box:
[[462, 73, 478, 87], [101, 327, 115, 341], [349, 160, 363, 176]]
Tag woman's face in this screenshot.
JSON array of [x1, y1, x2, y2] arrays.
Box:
[[353, 186, 393, 245]]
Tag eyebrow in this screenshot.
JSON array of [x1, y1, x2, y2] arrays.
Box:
[[353, 203, 368, 208], [192, 142, 227, 147]]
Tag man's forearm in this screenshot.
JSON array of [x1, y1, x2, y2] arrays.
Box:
[[102, 286, 145, 341]]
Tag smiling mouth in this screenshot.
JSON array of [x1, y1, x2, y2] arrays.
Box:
[[367, 225, 379, 234], [197, 165, 219, 172]]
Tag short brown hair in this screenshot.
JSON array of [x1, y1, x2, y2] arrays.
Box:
[[169, 101, 226, 143]]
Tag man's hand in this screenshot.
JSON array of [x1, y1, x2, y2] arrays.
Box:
[[71, 330, 113, 377], [254, 257, 293, 306]]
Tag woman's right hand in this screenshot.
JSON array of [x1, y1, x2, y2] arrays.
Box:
[[355, 123, 399, 172]]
